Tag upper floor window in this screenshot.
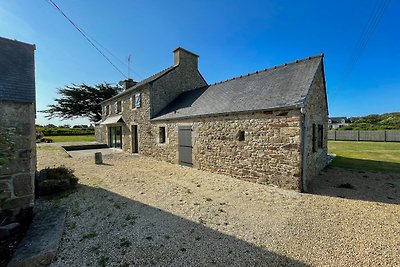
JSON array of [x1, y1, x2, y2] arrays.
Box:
[[132, 93, 141, 109], [115, 101, 122, 113], [104, 105, 110, 115]]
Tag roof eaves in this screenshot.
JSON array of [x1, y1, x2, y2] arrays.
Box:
[[100, 65, 178, 105], [151, 104, 302, 122], [99, 83, 147, 105]]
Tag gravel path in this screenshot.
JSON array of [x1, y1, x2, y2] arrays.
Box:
[[36, 147, 400, 267]]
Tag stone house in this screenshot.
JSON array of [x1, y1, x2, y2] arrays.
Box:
[[96, 47, 328, 192], [0, 37, 36, 225]]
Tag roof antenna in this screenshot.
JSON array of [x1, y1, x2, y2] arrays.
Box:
[[128, 54, 131, 79]]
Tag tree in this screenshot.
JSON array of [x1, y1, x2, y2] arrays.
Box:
[[43, 83, 121, 122]]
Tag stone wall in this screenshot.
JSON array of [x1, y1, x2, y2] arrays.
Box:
[[150, 53, 207, 118], [149, 109, 303, 190], [301, 61, 328, 191], [0, 100, 36, 223], [97, 85, 303, 190], [94, 124, 106, 143]]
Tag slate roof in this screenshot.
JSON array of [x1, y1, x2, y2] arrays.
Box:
[[152, 55, 323, 121], [0, 37, 36, 103], [101, 65, 178, 104]]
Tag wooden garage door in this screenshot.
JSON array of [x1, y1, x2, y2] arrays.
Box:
[[178, 126, 192, 167]]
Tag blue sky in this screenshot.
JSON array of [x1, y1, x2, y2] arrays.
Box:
[[1, 0, 399, 126]]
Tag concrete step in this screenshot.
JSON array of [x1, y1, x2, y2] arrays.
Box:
[[8, 208, 66, 267]]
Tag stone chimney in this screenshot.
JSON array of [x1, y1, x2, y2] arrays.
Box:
[[119, 78, 137, 91], [173, 47, 199, 69]]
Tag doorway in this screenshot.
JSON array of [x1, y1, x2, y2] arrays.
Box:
[[132, 125, 139, 153], [109, 126, 122, 148], [178, 126, 192, 167]]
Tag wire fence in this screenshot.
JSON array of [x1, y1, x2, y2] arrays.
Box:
[[328, 130, 400, 142]]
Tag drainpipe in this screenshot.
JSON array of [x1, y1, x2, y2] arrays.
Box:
[[300, 107, 308, 192]]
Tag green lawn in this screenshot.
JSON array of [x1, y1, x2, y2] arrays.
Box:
[[43, 135, 96, 143], [328, 141, 400, 173]]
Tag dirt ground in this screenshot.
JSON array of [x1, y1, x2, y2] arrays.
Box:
[[36, 147, 400, 267]]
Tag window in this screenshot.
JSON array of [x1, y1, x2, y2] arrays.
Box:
[[313, 124, 323, 152], [135, 93, 141, 108], [115, 101, 122, 113], [312, 124, 317, 152], [237, 130, 245, 141], [105, 105, 110, 115], [318, 125, 323, 149], [159, 127, 166, 143]]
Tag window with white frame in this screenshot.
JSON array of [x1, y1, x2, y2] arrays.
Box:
[[132, 93, 141, 109], [105, 105, 110, 115], [115, 101, 122, 113]]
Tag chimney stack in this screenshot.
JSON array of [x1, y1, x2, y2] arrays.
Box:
[[119, 78, 137, 91], [173, 47, 199, 69]]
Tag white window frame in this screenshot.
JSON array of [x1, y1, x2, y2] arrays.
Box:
[[115, 101, 122, 113], [135, 93, 141, 108]]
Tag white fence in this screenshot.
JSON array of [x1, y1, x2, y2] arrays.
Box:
[[328, 130, 400, 142]]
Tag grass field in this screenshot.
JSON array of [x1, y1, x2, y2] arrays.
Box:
[[44, 135, 96, 143], [328, 141, 400, 173]]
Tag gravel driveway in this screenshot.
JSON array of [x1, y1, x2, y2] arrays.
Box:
[[36, 147, 400, 267]]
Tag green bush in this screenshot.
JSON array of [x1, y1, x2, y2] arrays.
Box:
[[36, 166, 79, 197]]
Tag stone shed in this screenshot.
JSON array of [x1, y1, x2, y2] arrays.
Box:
[[97, 48, 328, 191], [0, 37, 36, 225]]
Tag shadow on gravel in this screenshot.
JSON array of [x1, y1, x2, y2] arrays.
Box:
[[309, 163, 400, 205], [49, 185, 309, 267]]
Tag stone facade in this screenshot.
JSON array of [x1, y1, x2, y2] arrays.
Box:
[[0, 102, 36, 223], [300, 62, 328, 191], [97, 48, 328, 192], [0, 38, 36, 224], [149, 109, 303, 190]]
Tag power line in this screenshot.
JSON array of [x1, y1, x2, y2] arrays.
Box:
[[330, 0, 390, 103], [45, 0, 128, 78], [79, 27, 143, 80]]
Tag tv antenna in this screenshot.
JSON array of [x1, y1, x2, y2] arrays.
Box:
[[127, 54, 132, 79]]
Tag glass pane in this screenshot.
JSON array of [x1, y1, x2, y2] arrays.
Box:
[[115, 127, 122, 148]]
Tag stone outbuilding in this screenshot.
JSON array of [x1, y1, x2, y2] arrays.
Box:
[[96, 48, 328, 192], [0, 37, 36, 225]]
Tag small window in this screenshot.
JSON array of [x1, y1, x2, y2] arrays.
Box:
[[237, 130, 245, 141], [115, 101, 122, 113], [312, 124, 317, 152], [159, 127, 166, 143], [318, 125, 323, 148], [105, 105, 110, 115], [134, 93, 141, 108]]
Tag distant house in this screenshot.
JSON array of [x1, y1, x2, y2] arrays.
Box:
[[0, 37, 36, 225], [96, 48, 328, 192], [328, 117, 351, 129]]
